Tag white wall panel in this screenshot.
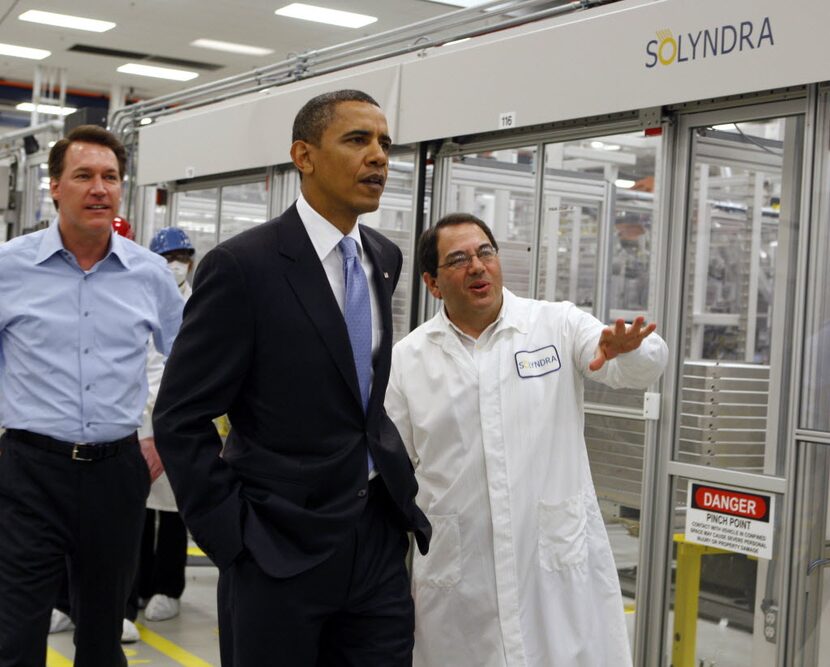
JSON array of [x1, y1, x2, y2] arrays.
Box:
[[137, 0, 830, 184], [137, 63, 402, 184], [398, 0, 830, 143]]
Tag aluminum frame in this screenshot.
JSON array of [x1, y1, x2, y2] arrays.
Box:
[[655, 94, 812, 666]]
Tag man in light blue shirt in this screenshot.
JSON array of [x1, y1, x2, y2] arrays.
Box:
[[0, 125, 183, 667]]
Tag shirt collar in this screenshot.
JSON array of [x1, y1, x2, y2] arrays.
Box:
[[34, 219, 66, 264], [35, 218, 129, 269], [108, 231, 131, 269], [428, 287, 528, 339], [296, 193, 364, 263]]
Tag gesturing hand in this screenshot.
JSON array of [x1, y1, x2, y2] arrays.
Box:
[[589, 316, 657, 372]]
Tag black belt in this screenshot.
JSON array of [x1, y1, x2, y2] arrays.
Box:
[[6, 429, 137, 462]]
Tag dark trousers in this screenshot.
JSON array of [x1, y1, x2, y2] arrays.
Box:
[[136, 509, 188, 601], [64, 508, 188, 621], [0, 432, 149, 667], [218, 478, 414, 667], [138, 509, 187, 599]]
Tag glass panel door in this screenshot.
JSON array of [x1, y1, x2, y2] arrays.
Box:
[[537, 130, 663, 656], [662, 103, 805, 667], [176, 187, 219, 264], [361, 151, 424, 342], [676, 115, 803, 476], [789, 442, 830, 666], [445, 147, 538, 297], [218, 180, 268, 243]]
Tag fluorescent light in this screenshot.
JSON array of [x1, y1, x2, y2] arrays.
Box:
[[16, 102, 77, 116], [275, 3, 377, 28], [590, 141, 604, 149], [615, 179, 636, 189], [422, 1, 490, 7], [191, 38, 274, 56], [139, 117, 153, 126], [117, 63, 199, 81], [0, 42, 50, 60], [19, 10, 115, 32]]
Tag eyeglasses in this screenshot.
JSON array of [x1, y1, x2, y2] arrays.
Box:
[[437, 244, 499, 271]]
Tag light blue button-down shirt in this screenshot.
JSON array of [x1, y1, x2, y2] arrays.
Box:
[[0, 221, 184, 443]]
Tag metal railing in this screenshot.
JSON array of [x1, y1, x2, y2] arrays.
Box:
[[110, 0, 611, 138]]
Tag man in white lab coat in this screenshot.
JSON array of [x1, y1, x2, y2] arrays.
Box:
[[385, 213, 668, 666]]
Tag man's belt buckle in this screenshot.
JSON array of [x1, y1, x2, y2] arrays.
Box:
[[72, 443, 94, 461]]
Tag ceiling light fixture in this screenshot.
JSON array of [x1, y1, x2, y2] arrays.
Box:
[[0, 42, 50, 60], [615, 179, 636, 189], [16, 102, 77, 116], [191, 38, 274, 56], [275, 3, 377, 28], [19, 10, 115, 32], [422, 1, 490, 7], [117, 63, 199, 81]]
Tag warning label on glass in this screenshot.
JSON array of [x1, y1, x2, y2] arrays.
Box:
[[685, 482, 774, 560]]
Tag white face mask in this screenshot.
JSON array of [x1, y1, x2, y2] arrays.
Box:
[[168, 260, 189, 288]]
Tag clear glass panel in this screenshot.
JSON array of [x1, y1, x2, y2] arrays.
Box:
[[446, 147, 537, 296], [791, 442, 830, 665], [586, 413, 645, 652], [142, 187, 169, 247], [218, 179, 268, 243], [538, 131, 660, 320], [802, 132, 830, 431], [176, 188, 218, 265], [676, 116, 803, 475], [667, 477, 784, 667], [31, 162, 54, 228], [360, 152, 421, 343]]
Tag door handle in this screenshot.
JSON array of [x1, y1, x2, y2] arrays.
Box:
[[806, 557, 830, 576]]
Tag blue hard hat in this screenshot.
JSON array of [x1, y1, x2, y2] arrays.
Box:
[[150, 227, 194, 256]]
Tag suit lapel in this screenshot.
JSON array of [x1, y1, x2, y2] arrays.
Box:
[[361, 226, 395, 417], [278, 207, 363, 409]]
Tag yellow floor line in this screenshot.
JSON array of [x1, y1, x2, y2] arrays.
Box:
[[135, 622, 215, 667], [46, 647, 73, 667], [186, 546, 206, 557]]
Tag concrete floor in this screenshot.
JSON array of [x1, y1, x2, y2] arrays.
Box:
[[46, 528, 764, 667], [47, 565, 221, 667]]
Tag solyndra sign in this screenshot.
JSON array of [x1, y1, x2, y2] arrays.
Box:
[[645, 17, 774, 68]]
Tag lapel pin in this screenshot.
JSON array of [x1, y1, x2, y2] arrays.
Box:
[[383, 272, 389, 279]]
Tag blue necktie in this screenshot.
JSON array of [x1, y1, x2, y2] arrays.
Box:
[[338, 236, 374, 473]]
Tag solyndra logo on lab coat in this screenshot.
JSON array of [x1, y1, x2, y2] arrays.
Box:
[[515, 345, 561, 378], [645, 17, 774, 69]]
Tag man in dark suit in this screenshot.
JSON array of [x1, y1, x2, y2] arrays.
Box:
[[153, 89, 430, 666]]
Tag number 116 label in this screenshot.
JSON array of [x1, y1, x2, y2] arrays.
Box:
[[499, 111, 517, 129]]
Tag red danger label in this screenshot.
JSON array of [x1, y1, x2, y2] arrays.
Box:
[[691, 484, 770, 522]]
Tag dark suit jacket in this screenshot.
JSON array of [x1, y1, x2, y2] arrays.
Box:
[[153, 204, 430, 578]]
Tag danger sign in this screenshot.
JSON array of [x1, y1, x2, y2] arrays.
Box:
[[685, 482, 775, 559]]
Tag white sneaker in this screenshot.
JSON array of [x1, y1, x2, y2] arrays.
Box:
[[121, 618, 140, 644], [49, 609, 74, 634], [144, 594, 180, 621]]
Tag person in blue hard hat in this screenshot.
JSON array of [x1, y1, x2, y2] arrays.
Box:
[[129, 227, 195, 624], [149, 227, 194, 290]]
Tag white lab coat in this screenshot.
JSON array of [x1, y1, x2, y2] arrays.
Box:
[[385, 288, 667, 667], [138, 281, 191, 512]]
